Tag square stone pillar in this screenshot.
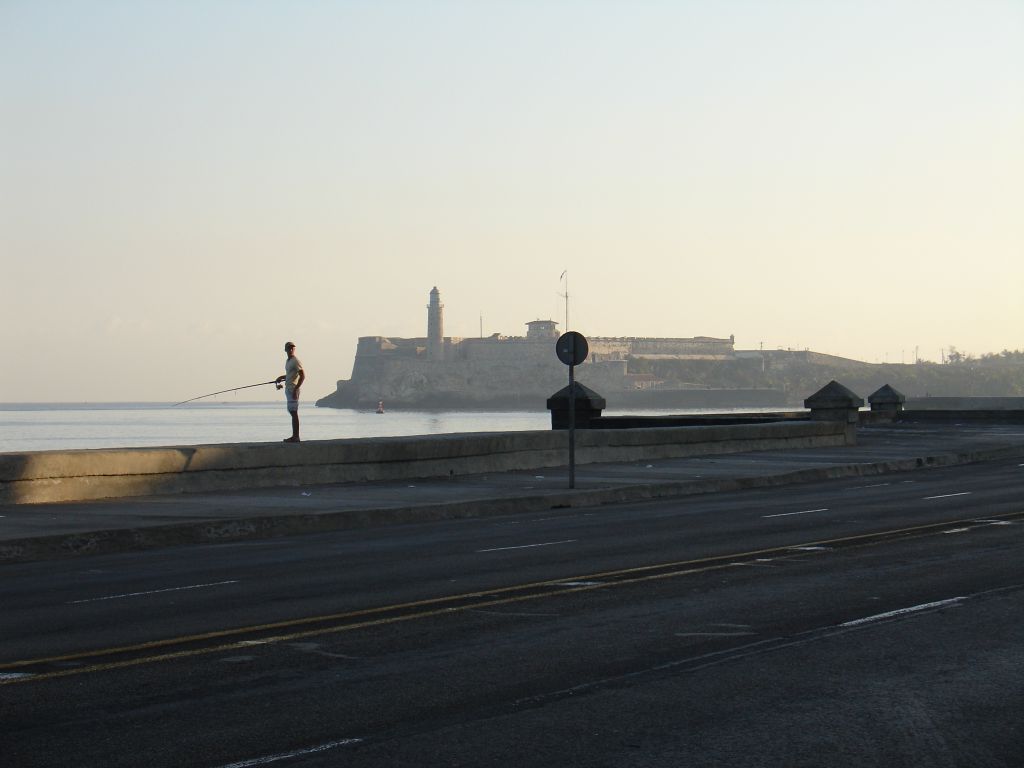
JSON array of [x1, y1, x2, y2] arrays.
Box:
[[804, 380, 863, 443], [868, 384, 906, 422], [547, 382, 606, 429]]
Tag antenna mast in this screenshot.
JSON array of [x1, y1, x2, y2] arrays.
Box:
[[559, 270, 569, 330]]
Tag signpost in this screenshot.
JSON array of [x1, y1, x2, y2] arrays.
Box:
[[555, 331, 589, 489]]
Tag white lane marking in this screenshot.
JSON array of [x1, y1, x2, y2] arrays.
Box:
[[923, 492, 972, 500], [942, 528, 971, 535], [554, 581, 602, 587], [675, 632, 757, 637], [841, 597, 964, 627], [788, 546, 831, 552], [477, 539, 576, 553], [763, 508, 828, 519], [497, 513, 593, 525], [0, 673, 33, 681], [67, 580, 239, 604], [213, 738, 363, 768], [850, 483, 890, 490]]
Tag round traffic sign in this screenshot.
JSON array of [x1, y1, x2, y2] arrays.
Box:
[[555, 331, 589, 366]]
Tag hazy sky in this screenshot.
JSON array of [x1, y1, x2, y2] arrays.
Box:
[[2, 0, 1021, 402]]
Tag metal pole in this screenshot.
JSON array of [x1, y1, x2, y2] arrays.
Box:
[[568, 362, 576, 489]]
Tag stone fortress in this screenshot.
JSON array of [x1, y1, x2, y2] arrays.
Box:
[[316, 287, 782, 410]]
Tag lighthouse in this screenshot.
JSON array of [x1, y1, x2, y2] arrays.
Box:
[[427, 286, 444, 360]]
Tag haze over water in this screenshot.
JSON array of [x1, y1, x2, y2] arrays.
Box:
[[0, 403, 546, 453], [0, 402, 793, 454]]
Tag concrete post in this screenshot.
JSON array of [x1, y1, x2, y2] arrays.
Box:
[[868, 384, 906, 423], [547, 382, 606, 429], [804, 380, 863, 443]]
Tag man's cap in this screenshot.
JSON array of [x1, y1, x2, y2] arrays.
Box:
[[285, 342, 296, 350]]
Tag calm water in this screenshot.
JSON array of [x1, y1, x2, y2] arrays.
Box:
[[0, 402, 784, 453], [0, 403, 553, 453]]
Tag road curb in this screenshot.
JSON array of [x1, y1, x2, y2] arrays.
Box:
[[2, 445, 1023, 564]]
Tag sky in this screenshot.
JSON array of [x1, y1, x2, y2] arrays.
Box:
[[2, 0, 1021, 402]]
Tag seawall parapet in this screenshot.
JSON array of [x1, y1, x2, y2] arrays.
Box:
[[1, 420, 850, 505]]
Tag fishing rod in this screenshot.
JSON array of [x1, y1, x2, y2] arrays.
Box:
[[172, 380, 281, 407]]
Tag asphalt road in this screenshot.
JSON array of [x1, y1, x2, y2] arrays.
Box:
[[2, 459, 1023, 767]]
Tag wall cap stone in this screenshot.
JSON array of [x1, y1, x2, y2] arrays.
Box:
[[804, 380, 864, 409], [868, 384, 906, 408], [546, 382, 607, 410]]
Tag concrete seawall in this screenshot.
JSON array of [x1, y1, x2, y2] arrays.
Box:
[[0, 420, 849, 505], [905, 397, 1024, 410]]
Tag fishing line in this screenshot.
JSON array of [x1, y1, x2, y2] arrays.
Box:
[[172, 380, 280, 407]]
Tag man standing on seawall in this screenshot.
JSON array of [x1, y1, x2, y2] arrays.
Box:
[[276, 342, 305, 443]]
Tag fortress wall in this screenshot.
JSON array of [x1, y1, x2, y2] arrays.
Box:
[[332, 289, 748, 408], [585, 337, 736, 358], [355, 336, 425, 358], [363, 335, 735, 363], [588, 339, 633, 357], [459, 339, 554, 363], [0, 420, 849, 504], [575, 360, 630, 392], [629, 338, 734, 356], [329, 331, 746, 409], [341, 354, 568, 406], [336, 340, 641, 407]]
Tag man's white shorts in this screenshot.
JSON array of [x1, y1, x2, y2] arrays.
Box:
[[286, 392, 299, 413]]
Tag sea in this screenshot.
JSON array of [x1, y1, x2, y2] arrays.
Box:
[[0, 402, 783, 454]]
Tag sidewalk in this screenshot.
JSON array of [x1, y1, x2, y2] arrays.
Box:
[[3, 422, 1024, 564]]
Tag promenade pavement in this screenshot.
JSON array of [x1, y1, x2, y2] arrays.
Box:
[[3, 422, 1024, 564]]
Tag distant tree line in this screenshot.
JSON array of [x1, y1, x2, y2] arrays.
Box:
[[626, 351, 1024, 402], [945, 347, 1024, 365]]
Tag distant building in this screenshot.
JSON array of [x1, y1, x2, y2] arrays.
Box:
[[427, 286, 444, 360], [318, 287, 751, 409], [526, 320, 559, 341]]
